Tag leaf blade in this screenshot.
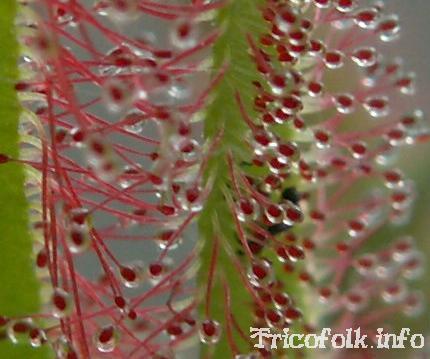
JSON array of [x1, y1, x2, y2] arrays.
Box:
[[0, 1, 49, 357]]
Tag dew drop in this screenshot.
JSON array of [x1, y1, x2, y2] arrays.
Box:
[[157, 230, 182, 251], [265, 204, 284, 224], [170, 19, 199, 50], [265, 308, 285, 328], [354, 254, 377, 276], [54, 4, 76, 26], [70, 127, 86, 147], [347, 219, 367, 238], [395, 72, 416, 95], [335, 0, 357, 13], [384, 126, 408, 147], [237, 198, 260, 222], [364, 96, 389, 117], [7, 318, 34, 344], [171, 136, 201, 162], [284, 306, 302, 322], [199, 319, 221, 345], [157, 204, 177, 217], [352, 47, 377, 68], [67, 224, 91, 254], [350, 141, 367, 159], [375, 261, 395, 279], [36, 248, 49, 268], [102, 77, 136, 113], [52, 288, 72, 318], [248, 259, 274, 287], [278, 141, 300, 162], [288, 29, 308, 47], [261, 112, 276, 125], [252, 130, 277, 156], [276, 246, 290, 262], [166, 323, 183, 338], [119, 261, 145, 288], [293, 116, 306, 131], [403, 253, 424, 280], [282, 94, 303, 115], [382, 282, 407, 303], [318, 287, 335, 303], [276, 9, 298, 33], [114, 295, 127, 310], [392, 236, 415, 262], [391, 183, 414, 211], [354, 7, 379, 29], [307, 81, 324, 97], [176, 184, 203, 212], [95, 325, 119, 353], [262, 174, 282, 193], [334, 93, 356, 114], [286, 245, 305, 262], [273, 292, 291, 309], [127, 309, 137, 321], [345, 291, 367, 312], [29, 327, 47, 348], [148, 262, 168, 285], [309, 39, 326, 56], [269, 75, 286, 95], [324, 51, 345, 69], [122, 109, 145, 134], [268, 156, 290, 175], [103, 45, 136, 73], [283, 202, 304, 225], [383, 169, 404, 189], [377, 15, 400, 42], [314, 129, 331, 149]]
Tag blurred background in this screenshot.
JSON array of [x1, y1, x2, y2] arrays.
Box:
[[376, 0, 430, 357]]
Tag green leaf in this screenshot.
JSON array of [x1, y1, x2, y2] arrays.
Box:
[[198, 1, 265, 355], [0, 1, 49, 357], [198, 1, 304, 357]]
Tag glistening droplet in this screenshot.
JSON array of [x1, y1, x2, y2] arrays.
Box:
[[199, 319, 221, 345], [120, 261, 145, 288], [95, 325, 119, 353], [52, 288, 72, 318]]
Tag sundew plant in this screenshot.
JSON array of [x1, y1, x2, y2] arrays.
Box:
[[0, 0, 428, 358]]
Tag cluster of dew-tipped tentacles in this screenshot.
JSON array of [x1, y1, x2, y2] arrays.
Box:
[[2, 0, 429, 358]]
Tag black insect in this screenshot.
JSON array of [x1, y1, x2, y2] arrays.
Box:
[[267, 187, 300, 235], [235, 187, 301, 256]]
